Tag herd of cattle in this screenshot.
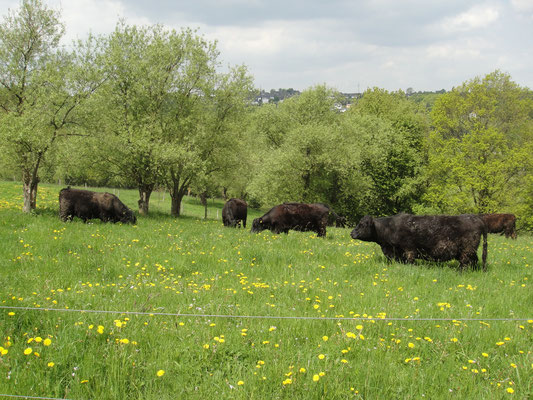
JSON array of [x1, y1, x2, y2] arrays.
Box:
[[58, 187, 518, 271]]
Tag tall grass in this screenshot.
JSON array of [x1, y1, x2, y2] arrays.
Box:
[[0, 181, 531, 399]]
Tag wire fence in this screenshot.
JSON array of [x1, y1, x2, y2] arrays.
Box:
[[0, 395, 71, 400], [1, 305, 531, 322]]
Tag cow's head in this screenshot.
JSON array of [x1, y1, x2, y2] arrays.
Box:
[[119, 207, 136, 224], [251, 218, 266, 233], [350, 215, 375, 241]]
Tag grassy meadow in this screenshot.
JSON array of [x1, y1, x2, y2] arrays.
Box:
[[0, 181, 532, 399]]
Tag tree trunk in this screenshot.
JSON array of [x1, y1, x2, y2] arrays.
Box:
[[138, 185, 154, 215], [200, 191, 208, 220], [170, 187, 188, 217], [22, 177, 39, 213]]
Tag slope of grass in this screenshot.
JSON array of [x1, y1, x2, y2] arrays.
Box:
[[0, 181, 531, 399]]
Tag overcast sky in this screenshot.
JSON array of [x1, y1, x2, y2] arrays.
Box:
[[1, 0, 532, 92]]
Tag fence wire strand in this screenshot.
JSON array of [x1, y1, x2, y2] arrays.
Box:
[[0, 395, 71, 400], [1, 306, 530, 322]]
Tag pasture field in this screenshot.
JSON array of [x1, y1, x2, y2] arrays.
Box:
[[0, 181, 532, 399]]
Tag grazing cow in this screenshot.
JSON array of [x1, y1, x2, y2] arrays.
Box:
[[222, 198, 247, 228], [251, 202, 329, 237], [59, 187, 136, 224], [312, 203, 346, 228], [350, 214, 487, 270], [482, 213, 517, 239]]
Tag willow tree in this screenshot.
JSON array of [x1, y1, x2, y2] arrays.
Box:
[[0, 0, 102, 212]]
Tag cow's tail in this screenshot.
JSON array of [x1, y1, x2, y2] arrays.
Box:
[[482, 227, 488, 271]]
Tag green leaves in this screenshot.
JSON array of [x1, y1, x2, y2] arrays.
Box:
[[426, 71, 533, 215]]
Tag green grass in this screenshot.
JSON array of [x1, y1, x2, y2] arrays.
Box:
[[0, 181, 532, 399]]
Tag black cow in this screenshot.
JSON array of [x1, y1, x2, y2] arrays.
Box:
[[482, 213, 517, 239], [312, 203, 346, 228], [251, 202, 329, 237], [350, 214, 488, 270], [59, 187, 136, 224], [222, 198, 247, 228]]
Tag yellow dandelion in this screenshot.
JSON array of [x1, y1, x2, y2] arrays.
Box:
[[237, 380, 244, 386], [81, 380, 89, 384], [299, 367, 306, 373], [318, 354, 325, 360], [47, 362, 54, 367], [43, 338, 52, 346], [506, 388, 514, 394], [282, 378, 292, 385], [0, 347, 7, 356], [450, 338, 458, 343], [35, 337, 43, 343], [23, 347, 32, 355], [482, 353, 488, 357], [97, 326, 104, 334], [203, 344, 209, 349], [156, 370, 165, 377], [322, 335, 328, 341], [356, 325, 363, 330], [313, 374, 320, 382], [8, 312, 15, 316], [408, 342, 415, 348]]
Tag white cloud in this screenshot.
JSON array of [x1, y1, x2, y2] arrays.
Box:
[[48, 0, 152, 43], [442, 5, 500, 32], [511, 0, 533, 12]]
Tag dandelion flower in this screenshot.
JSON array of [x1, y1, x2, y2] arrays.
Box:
[[318, 354, 325, 360], [43, 338, 52, 346], [408, 343, 415, 348], [23, 347, 32, 355], [237, 380, 244, 386], [356, 325, 363, 330], [156, 370, 165, 377], [506, 388, 514, 393], [322, 336, 328, 341], [313, 374, 320, 382], [299, 367, 306, 373], [282, 378, 292, 385], [47, 362, 54, 367]]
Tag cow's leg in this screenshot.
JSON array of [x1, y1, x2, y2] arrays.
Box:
[[459, 252, 478, 271], [404, 250, 416, 264], [243, 218, 247, 229]]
